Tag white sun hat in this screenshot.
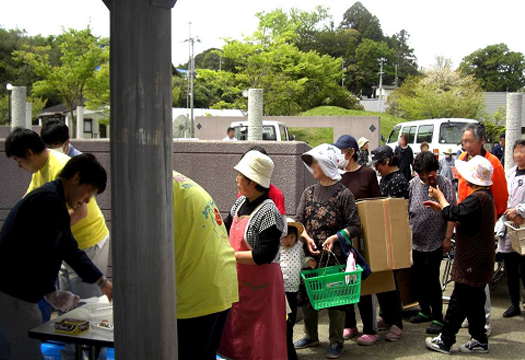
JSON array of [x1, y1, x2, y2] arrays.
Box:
[[358, 137, 370, 149], [454, 155, 493, 187], [301, 144, 342, 181], [286, 218, 305, 235], [234, 150, 274, 188]]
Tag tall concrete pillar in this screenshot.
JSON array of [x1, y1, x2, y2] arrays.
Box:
[[25, 102, 32, 129], [10, 86, 26, 129], [103, 0, 178, 359], [248, 88, 263, 141], [505, 93, 523, 170], [76, 106, 84, 139]]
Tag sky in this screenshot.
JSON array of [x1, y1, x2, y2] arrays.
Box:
[[1, 0, 525, 70]]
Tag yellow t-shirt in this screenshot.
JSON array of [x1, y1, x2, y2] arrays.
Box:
[[173, 171, 238, 319], [26, 150, 109, 249]]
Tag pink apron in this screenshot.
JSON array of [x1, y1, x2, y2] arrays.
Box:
[[219, 208, 287, 360]]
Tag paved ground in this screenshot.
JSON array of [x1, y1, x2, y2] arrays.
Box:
[[293, 280, 525, 359]]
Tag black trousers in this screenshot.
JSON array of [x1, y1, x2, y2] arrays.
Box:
[[178, 309, 230, 360], [286, 292, 299, 360], [344, 294, 376, 334], [412, 248, 444, 323], [377, 288, 404, 329], [503, 252, 525, 307], [441, 283, 487, 348]]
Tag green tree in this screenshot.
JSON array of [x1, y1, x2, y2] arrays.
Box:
[[340, 2, 383, 41], [14, 27, 107, 135], [347, 39, 394, 97], [388, 57, 484, 120], [387, 29, 420, 86], [459, 43, 525, 92]]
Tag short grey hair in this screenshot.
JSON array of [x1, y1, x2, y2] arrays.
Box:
[[464, 123, 485, 142]]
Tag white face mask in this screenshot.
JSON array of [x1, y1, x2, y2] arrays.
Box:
[[339, 158, 349, 170], [51, 146, 65, 154]]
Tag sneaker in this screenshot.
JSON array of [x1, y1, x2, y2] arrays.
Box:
[[343, 327, 358, 340], [294, 337, 320, 349], [426, 321, 444, 335], [385, 325, 404, 342], [485, 324, 492, 338], [425, 335, 451, 355], [357, 334, 380, 346], [462, 318, 469, 328], [326, 343, 344, 359], [503, 305, 522, 318], [410, 312, 431, 324], [459, 338, 489, 353], [377, 317, 391, 331]]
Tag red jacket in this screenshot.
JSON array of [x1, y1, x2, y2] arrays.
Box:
[[458, 150, 508, 217]]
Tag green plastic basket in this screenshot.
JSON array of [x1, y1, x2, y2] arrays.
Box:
[[301, 265, 363, 310]]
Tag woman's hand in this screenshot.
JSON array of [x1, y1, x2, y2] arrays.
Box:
[[514, 216, 525, 226], [301, 230, 320, 255], [423, 200, 443, 212], [307, 259, 317, 269], [505, 208, 518, 221], [428, 186, 444, 201], [322, 234, 339, 251]]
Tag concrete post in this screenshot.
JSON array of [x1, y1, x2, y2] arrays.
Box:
[[76, 106, 84, 139], [25, 102, 32, 129], [247, 88, 263, 141], [10, 86, 26, 129], [505, 93, 523, 170], [103, 0, 178, 359]]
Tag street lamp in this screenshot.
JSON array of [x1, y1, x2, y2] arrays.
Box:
[[5, 83, 13, 124]]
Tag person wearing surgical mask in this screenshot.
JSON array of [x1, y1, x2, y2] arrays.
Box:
[[41, 120, 82, 157], [333, 135, 382, 345]]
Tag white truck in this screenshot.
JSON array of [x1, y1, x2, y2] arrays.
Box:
[[229, 120, 294, 141]]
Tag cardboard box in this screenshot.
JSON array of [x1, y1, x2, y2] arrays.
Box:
[[360, 270, 396, 296], [396, 268, 418, 309], [356, 198, 412, 271], [54, 318, 90, 335]]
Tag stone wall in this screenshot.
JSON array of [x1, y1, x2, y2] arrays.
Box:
[[0, 139, 316, 229]]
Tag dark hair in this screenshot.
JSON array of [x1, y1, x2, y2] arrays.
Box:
[[240, 146, 269, 160], [59, 153, 107, 194], [5, 127, 46, 158], [420, 142, 430, 150], [227, 127, 235, 133], [513, 139, 525, 150], [342, 147, 358, 161], [464, 123, 485, 142], [377, 154, 400, 167], [287, 226, 298, 238], [413, 151, 439, 174], [400, 134, 409, 143], [41, 120, 70, 146]]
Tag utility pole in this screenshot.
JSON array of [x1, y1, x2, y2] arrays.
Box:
[[378, 57, 386, 112], [184, 23, 200, 138], [341, 58, 346, 88], [394, 63, 399, 89]]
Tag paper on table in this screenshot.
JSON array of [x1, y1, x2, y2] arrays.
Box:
[[79, 297, 100, 304]]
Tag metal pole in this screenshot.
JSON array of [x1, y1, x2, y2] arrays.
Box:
[[377, 58, 386, 112], [10, 86, 26, 129], [247, 88, 263, 141], [189, 40, 195, 138], [103, 0, 178, 359], [505, 93, 523, 170]]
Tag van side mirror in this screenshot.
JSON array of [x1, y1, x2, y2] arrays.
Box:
[[291, 134, 296, 141], [381, 135, 386, 143]]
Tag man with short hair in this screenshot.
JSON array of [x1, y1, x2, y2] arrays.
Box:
[[491, 132, 505, 165], [41, 119, 82, 157], [0, 154, 113, 360], [5, 128, 110, 299], [223, 127, 237, 142]]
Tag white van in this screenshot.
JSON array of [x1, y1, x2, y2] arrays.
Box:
[[230, 120, 294, 141], [386, 118, 479, 158]]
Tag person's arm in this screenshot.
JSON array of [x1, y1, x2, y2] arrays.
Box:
[[237, 225, 282, 265], [492, 163, 509, 217], [369, 171, 381, 198], [441, 196, 480, 222], [324, 190, 361, 251]]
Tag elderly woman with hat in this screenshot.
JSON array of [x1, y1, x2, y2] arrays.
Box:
[[438, 148, 456, 183], [293, 144, 360, 359], [357, 137, 371, 167], [219, 150, 286, 360], [425, 155, 495, 355]]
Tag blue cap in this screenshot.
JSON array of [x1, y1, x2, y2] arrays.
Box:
[[333, 135, 359, 153]]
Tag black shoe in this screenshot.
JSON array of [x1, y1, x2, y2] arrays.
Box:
[[425, 335, 451, 355], [410, 312, 431, 324], [503, 305, 521, 318], [459, 338, 489, 353], [426, 321, 444, 335], [294, 337, 320, 349]]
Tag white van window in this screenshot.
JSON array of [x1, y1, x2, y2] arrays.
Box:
[[416, 125, 434, 144], [440, 122, 469, 144], [388, 126, 401, 143], [279, 125, 287, 141], [401, 126, 417, 143], [234, 126, 248, 140], [263, 126, 277, 141]]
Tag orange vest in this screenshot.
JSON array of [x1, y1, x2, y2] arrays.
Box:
[[457, 151, 508, 217]]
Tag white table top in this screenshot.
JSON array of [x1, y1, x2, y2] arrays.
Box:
[[29, 297, 114, 347]]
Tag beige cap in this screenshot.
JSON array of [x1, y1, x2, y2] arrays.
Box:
[[234, 150, 274, 188], [358, 137, 370, 149], [443, 148, 454, 155], [286, 218, 305, 235]]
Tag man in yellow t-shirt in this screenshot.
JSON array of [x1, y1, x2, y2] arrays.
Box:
[[172, 171, 238, 360], [5, 128, 109, 300]]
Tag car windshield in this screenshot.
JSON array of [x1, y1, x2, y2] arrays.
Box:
[[233, 125, 277, 141], [439, 122, 469, 144], [388, 126, 401, 143]]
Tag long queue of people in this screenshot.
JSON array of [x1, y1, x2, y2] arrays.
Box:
[[0, 121, 523, 360]]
